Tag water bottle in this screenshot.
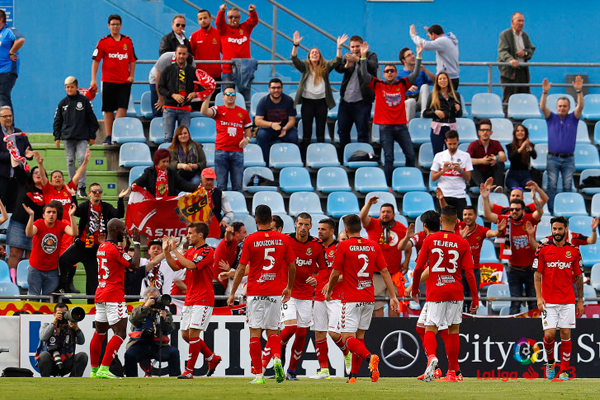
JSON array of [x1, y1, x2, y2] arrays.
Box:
[[253, 175, 259, 186]]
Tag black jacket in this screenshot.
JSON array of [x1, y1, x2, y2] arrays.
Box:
[[53, 93, 99, 141], [133, 166, 198, 198], [423, 92, 463, 123], [335, 51, 379, 105], [74, 199, 125, 243], [159, 31, 193, 64], [0, 126, 31, 178], [158, 63, 200, 108]]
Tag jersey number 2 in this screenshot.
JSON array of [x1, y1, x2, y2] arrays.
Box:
[[357, 254, 370, 277]]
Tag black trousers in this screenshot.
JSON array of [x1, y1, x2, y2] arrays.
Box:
[[58, 239, 98, 303], [38, 351, 88, 377], [124, 343, 181, 377], [300, 98, 328, 152], [501, 68, 530, 106], [471, 162, 506, 188], [444, 197, 467, 221]]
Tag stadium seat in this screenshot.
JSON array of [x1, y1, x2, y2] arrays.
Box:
[[206, 238, 221, 249], [126, 95, 137, 117], [507, 93, 542, 119], [140, 91, 153, 119], [289, 192, 323, 216], [0, 260, 10, 283], [365, 191, 399, 217], [273, 213, 294, 232], [233, 214, 257, 234], [242, 167, 277, 192], [0, 281, 19, 300], [569, 215, 594, 237], [402, 191, 435, 218], [541, 170, 576, 193], [479, 240, 499, 263], [575, 143, 600, 171], [306, 143, 340, 168], [408, 118, 432, 145], [577, 120, 591, 144], [427, 172, 438, 192], [477, 193, 509, 216], [337, 214, 368, 237], [581, 244, 600, 268], [471, 93, 504, 119], [583, 284, 598, 305], [354, 167, 389, 193], [297, 120, 331, 144], [112, 117, 146, 143], [582, 94, 600, 121], [522, 119, 547, 143], [157, 143, 170, 150], [327, 192, 360, 218], [149, 117, 165, 144], [592, 194, 600, 217], [396, 214, 409, 226], [536, 215, 552, 241], [590, 264, 600, 291], [334, 121, 358, 143], [189, 117, 217, 143], [119, 143, 153, 167], [16, 260, 28, 289], [224, 191, 249, 215], [546, 93, 575, 115], [456, 118, 478, 143], [279, 167, 313, 193], [553, 193, 588, 217], [418, 142, 434, 169], [289, 91, 301, 116], [316, 167, 351, 193], [343, 143, 378, 168], [215, 92, 246, 109], [490, 118, 514, 144], [371, 123, 380, 143], [269, 143, 303, 169], [529, 143, 549, 170], [250, 92, 268, 117], [128, 165, 148, 186], [381, 142, 406, 168], [522, 191, 550, 215], [392, 167, 427, 192], [486, 283, 511, 312], [594, 122, 600, 146], [327, 92, 341, 119], [203, 143, 215, 167], [243, 144, 266, 167], [251, 191, 286, 215]]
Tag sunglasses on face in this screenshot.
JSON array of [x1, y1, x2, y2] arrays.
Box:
[[224, 92, 237, 97], [478, 128, 492, 132], [175, 23, 186, 27], [384, 69, 396, 74], [91, 189, 103, 194], [511, 187, 523, 190], [509, 208, 523, 212]]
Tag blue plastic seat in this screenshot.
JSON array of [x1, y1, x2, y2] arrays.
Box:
[[418, 142, 434, 169], [16, 260, 28, 289], [149, 117, 165, 144], [522, 192, 550, 215], [569, 215, 594, 237], [507, 93, 542, 119], [477, 193, 509, 216], [522, 119, 548, 143], [392, 167, 427, 192], [250, 92, 268, 117], [581, 244, 600, 268], [546, 94, 575, 115], [343, 143, 378, 168], [408, 118, 432, 145], [427, 172, 438, 192], [402, 191, 435, 218], [575, 143, 600, 171], [337, 214, 368, 237], [486, 283, 511, 312], [593, 194, 600, 218], [365, 192, 399, 217], [119, 143, 153, 167], [273, 213, 294, 232], [126, 95, 137, 117], [243, 143, 266, 167], [593, 122, 600, 146], [316, 167, 351, 193], [224, 191, 249, 215], [0, 260, 10, 283], [157, 143, 170, 150], [203, 143, 215, 167], [112, 117, 146, 143], [297, 120, 331, 144], [251, 191, 286, 215], [289, 192, 323, 216], [583, 284, 598, 305], [553, 192, 588, 217], [206, 238, 221, 249], [396, 214, 409, 226], [0, 281, 19, 300], [529, 143, 549, 170], [189, 117, 216, 143], [279, 167, 313, 193], [582, 94, 600, 121], [536, 215, 552, 241], [242, 167, 277, 192], [371, 124, 380, 143], [327, 92, 341, 119], [306, 143, 340, 168], [140, 91, 153, 119], [269, 143, 303, 169], [490, 118, 514, 144], [233, 214, 257, 234], [460, 94, 468, 117], [354, 167, 389, 193], [327, 192, 360, 218], [577, 120, 591, 144], [590, 263, 600, 291], [471, 93, 504, 119], [381, 142, 406, 168], [128, 166, 148, 186], [479, 240, 499, 263], [215, 92, 246, 109], [580, 169, 600, 195], [334, 122, 359, 144]]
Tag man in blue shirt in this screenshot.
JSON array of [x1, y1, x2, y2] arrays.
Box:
[[539, 75, 584, 214], [397, 47, 435, 122], [0, 9, 25, 113]]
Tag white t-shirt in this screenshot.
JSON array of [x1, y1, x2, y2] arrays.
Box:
[[431, 149, 473, 199]]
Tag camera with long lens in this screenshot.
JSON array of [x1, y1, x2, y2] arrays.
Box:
[[150, 294, 171, 310], [46, 342, 64, 371], [57, 306, 86, 325]]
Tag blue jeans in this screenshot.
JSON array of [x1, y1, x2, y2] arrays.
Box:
[[337, 100, 371, 148], [0, 72, 17, 112], [430, 126, 450, 155], [162, 108, 191, 143], [256, 127, 298, 165], [149, 83, 163, 118], [462, 268, 481, 312], [64, 139, 89, 189], [506, 169, 532, 191], [546, 153, 575, 214], [28, 266, 59, 299], [380, 124, 415, 185], [125, 343, 181, 377], [215, 150, 244, 191], [506, 265, 536, 315]]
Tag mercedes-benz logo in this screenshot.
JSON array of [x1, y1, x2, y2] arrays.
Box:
[[380, 330, 420, 370]]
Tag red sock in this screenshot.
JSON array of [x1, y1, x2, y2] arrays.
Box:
[[315, 338, 329, 369], [185, 337, 201, 373], [100, 335, 124, 367], [438, 329, 449, 343], [544, 337, 555, 364], [351, 353, 363, 374], [90, 332, 106, 368], [333, 335, 349, 356], [198, 338, 213, 359], [423, 331, 438, 360], [416, 326, 426, 356], [288, 327, 307, 371], [346, 337, 370, 359], [561, 338, 572, 373], [249, 337, 263, 374], [268, 334, 281, 360], [280, 325, 297, 346], [262, 344, 272, 369], [446, 333, 460, 372]]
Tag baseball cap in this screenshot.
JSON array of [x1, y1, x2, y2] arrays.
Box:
[[64, 76, 78, 85], [147, 239, 162, 248], [201, 168, 216, 179]]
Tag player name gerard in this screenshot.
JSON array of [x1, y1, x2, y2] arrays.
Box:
[[349, 245, 375, 252], [253, 239, 283, 247], [432, 240, 458, 248]]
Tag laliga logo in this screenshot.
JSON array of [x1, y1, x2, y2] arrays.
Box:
[[512, 337, 541, 365]]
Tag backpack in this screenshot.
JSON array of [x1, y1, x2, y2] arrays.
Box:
[[1, 367, 34, 377]]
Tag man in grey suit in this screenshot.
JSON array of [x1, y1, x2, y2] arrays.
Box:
[[497, 12, 536, 106]]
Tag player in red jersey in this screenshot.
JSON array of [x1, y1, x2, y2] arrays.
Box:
[[90, 219, 140, 379], [411, 206, 479, 383], [228, 204, 296, 384], [327, 214, 399, 384], [163, 222, 221, 379], [533, 216, 584, 381]]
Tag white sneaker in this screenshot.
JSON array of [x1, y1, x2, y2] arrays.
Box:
[[309, 368, 330, 380], [344, 353, 352, 375], [423, 357, 438, 383]]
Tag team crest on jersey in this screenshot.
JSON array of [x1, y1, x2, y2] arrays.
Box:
[[306, 247, 312, 255], [444, 233, 448, 238], [212, 38, 217, 44], [238, 113, 243, 118], [239, 29, 244, 35], [476, 236, 482, 241], [566, 251, 572, 258], [329, 250, 334, 257], [76, 102, 84, 111], [264, 232, 270, 237], [123, 44, 128, 50], [41, 233, 59, 254]]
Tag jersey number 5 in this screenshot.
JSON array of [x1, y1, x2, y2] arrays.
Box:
[[263, 248, 275, 271], [430, 248, 459, 273], [97, 257, 109, 280]]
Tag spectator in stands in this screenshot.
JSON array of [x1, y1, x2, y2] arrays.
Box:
[[53, 76, 99, 199], [483, 177, 549, 215], [91, 14, 137, 145], [359, 42, 422, 186], [139, 239, 180, 300], [398, 46, 435, 122], [159, 14, 192, 61], [158, 45, 200, 143], [335, 35, 378, 148], [540, 75, 584, 214], [431, 130, 472, 218], [410, 23, 460, 88], [168, 125, 206, 186], [201, 87, 252, 192], [216, 3, 259, 105], [498, 12, 536, 107], [0, 9, 25, 113], [506, 124, 537, 189], [199, 167, 234, 229], [148, 51, 174, 118], [423, 72, 462, 155], [132, 148, 199, 199], [291, 31, 346, 152], [190, 9, 222, 101], [214, 222, 247, 306], [254, 78, 298, 165], [271, 215, 284, 232], [467, 118, 507, 190], [57, 183, 127, 300]]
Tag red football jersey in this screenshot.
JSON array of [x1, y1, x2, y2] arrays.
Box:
[[239, 230, 296, 297], [315, 241, 343, 301], [365, 217, 407, 275], [95, 240, 133, 303], [533, 241, 582, 304], [497, 213, 539, 267], [189, 26, 222, 78], [177, 244, 215, 306], [413, 230, 475, 302], [333, 237, 387, 303], [213, 238, 239, 288], [92, 34, 137, 83], [367, 77, 411, 125], [409, 230, 428, 254], [287, 234, 326, 301], [541, 232, 588, 249], [30, 219, 66, 272], [211, 105, 252, 152], [456, 222, 490, 269], [216, 10, 258, 73], [42, 181, 77, 222]]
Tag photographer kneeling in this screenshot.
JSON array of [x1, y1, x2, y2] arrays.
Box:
[[36, 303, 88, 377], [125, 287, 181, 377]]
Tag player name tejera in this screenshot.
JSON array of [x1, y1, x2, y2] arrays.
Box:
[[349, 245, 375, 252], [253, 239, 283, 247], [432, 240, 458, 248]]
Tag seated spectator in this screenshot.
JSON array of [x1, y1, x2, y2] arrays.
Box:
[[254, 78, 298, 165], [467, 118, 507, 190], [213, 222, 247, 306], [398, 46, 435, 122], [159, 15, 192, 61], [506, 124, 537, 190], [168, 125, 206, 186]]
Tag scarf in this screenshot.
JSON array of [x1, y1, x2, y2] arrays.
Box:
[[86, 202, 105, 248], [156, 167, 168, 199], [177, 143, 198, 164], [379, 220, 396, 245]]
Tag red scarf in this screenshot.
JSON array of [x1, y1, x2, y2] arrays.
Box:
[[156, 167, 168, 199]]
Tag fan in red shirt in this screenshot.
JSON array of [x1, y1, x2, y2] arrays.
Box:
[[484, 177, 549, 216], [228, 204, 296, 384], [163, 221, 221, 380], [189, 9, 222, 82], [89, 219, 140, 379], [327, 214, 399, 384], [213, 222, 247, 306], [533, 216, 584, 381], [411, 206, 479, 383]]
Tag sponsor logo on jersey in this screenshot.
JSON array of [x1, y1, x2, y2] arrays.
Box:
[[296, 257, 313, 267], [257, 272, 276, 282], [108, 52, 129, 60], [357, 279, 372, 290], [228, 36, 247, 45], [547, 261, 572, 269]]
